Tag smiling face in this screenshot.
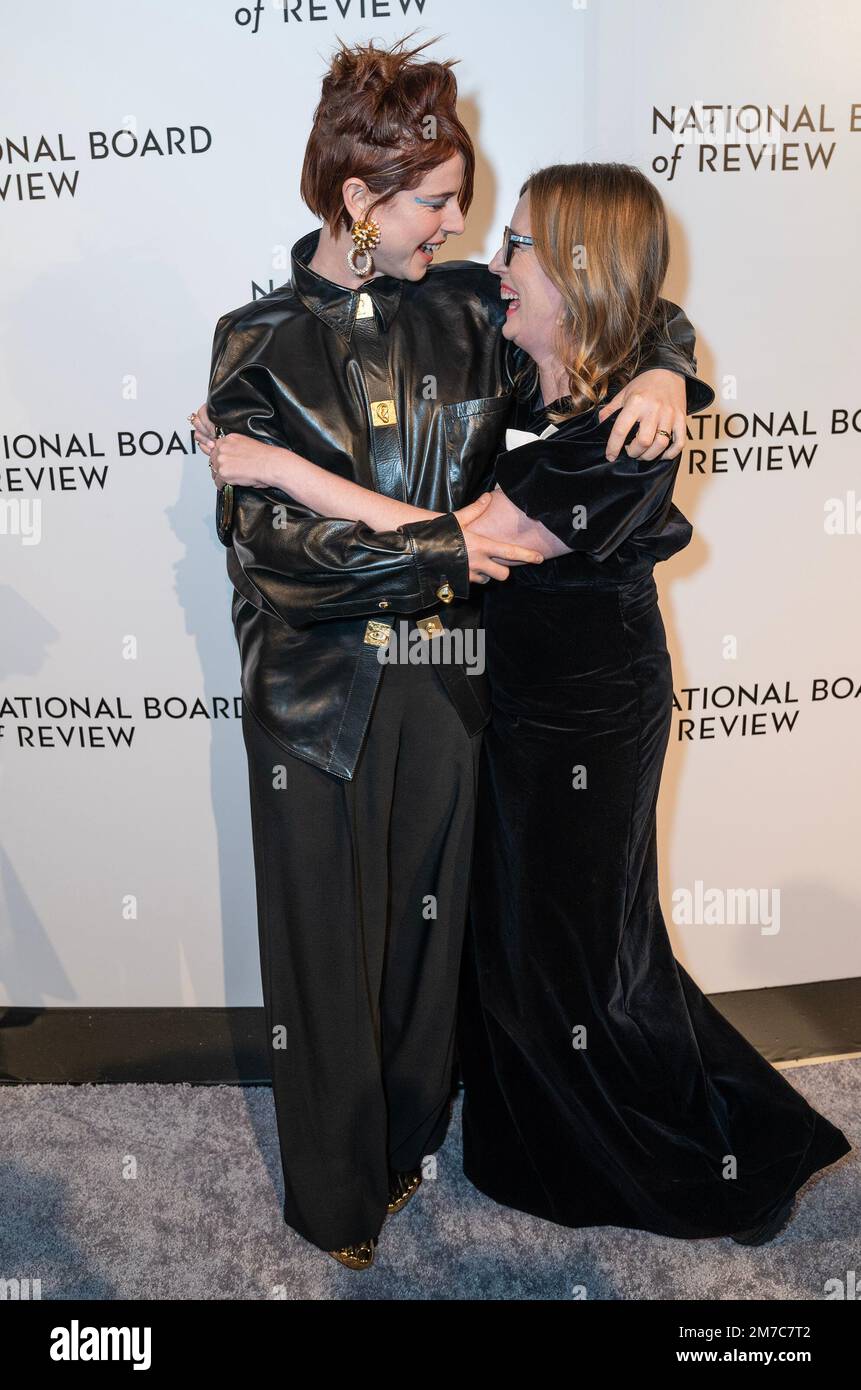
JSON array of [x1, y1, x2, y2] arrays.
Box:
[[488, 192, 565, 361], [345, 152, 467, 282]]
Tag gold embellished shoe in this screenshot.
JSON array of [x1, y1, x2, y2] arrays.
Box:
[[327, 1237, 377, 1270], [387, 1168, 422, 1215]]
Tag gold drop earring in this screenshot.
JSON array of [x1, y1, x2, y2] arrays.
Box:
[[347, 217, 381, 278]]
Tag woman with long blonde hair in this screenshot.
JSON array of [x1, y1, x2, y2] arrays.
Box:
[[456, 163, 850, 1244]]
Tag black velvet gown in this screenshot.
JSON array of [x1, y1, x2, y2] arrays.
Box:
[[457, 389, 851, 1239]]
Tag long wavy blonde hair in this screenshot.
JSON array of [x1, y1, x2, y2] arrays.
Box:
[[514, 163, 673, 423]]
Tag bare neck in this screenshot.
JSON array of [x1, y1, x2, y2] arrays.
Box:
[[538, 357, 568, 406]]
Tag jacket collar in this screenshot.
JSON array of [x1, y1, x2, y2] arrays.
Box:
[[291, 228, 404, 342]]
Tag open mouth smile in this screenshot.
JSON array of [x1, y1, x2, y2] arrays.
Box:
[[417, 240, 446, 261], [501, 283, 520, 314]]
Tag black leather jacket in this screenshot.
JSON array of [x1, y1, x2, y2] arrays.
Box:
[[207, 228, 711, 780]]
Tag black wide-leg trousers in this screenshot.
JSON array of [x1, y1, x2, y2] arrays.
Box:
[[241, 655, 481, 1251]]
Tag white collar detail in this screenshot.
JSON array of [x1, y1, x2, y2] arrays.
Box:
[[505, 423, 560, 451]]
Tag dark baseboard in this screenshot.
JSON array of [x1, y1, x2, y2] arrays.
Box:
[[1, 979, 859, 1084], [706, 976, 861, 1065]]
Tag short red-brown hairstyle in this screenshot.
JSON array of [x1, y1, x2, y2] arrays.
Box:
[[300, 32, 476, 236]]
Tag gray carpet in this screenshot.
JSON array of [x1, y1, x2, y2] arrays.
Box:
[[1, 1059, 857, 1299]]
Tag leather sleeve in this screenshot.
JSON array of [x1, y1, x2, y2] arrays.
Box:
[[229, 495, 469, 628], [206, 314, 470, 628], [640, 299, 716, 415]]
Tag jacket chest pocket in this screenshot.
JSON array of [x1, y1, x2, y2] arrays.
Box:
[[442, 395, 512, 500]]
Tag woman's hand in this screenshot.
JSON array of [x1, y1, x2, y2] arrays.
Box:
[[190, 402, 227, 491], [190, 402, 215, 445], [597, 368, 686, 463], [190, 402, 272, 490], [454, 493, 545, 583], [196, 427, 275, 490]]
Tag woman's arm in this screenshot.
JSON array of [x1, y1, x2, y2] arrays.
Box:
[[206, 432, 439, 531], [193, 409, 546, 581], [270, 446, 440, 529]]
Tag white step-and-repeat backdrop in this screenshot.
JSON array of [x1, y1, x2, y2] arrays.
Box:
[[2, 0, 859, 1007]]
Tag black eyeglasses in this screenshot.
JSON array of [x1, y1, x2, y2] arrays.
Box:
[[502, 224, 535, 267]]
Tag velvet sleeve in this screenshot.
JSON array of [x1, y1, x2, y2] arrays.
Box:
[[641, 300, 716, 416], [492, 410, 691, 562]]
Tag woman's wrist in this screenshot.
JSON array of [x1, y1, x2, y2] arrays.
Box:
[[263, 444, 301, 491]]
